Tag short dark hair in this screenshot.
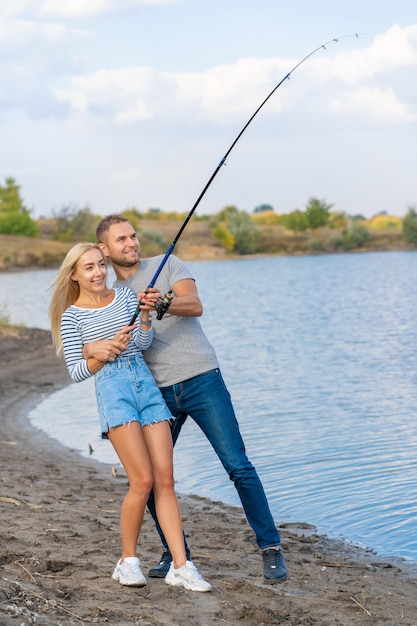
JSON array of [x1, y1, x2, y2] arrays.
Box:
[[96, 214, 130, 243]]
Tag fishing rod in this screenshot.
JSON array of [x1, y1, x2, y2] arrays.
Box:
[[130, 33, 359, 323]]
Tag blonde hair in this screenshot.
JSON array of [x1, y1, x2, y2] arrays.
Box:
[[49, 243, 105, 355]]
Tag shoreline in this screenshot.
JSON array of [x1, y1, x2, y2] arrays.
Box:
[[1, 327, 417, 625], [1, 244, 416, 275]]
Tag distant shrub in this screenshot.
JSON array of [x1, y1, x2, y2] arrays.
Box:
[[326, 234, 344, 249], [282, 209, 309, 232], [212, 223, 235, 250], [328, 212, 348, 229], [141, 229, 167, 247], [52, 206, 97, 242], [342, 223, 371, 249], [0, 304, 10, 325], [308, 237, 323, 252], [211, 205, 260, 254], [0, 212, 39, 237], [367, 215, 402, 230], [252, 210, 281, 226], [402, 208, 417, 246]]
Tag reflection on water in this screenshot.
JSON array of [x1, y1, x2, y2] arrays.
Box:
[[4, 252, 417, 562]]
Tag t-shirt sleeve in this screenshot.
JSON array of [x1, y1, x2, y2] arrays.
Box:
[[166, 255, 195, 286]]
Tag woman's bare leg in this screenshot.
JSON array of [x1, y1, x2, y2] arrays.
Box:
[[142, 421, 186, 569], [108, 422, 153, 560]]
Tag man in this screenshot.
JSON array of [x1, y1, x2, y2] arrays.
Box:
[[86, 214, 287, 583]]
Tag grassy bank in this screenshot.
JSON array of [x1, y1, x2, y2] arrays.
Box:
[[0, 220, 414, 271]]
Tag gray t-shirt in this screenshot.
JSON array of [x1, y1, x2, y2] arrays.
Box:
[[113, 255, 219, 387]]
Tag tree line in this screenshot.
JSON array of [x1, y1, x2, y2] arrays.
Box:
[[2, 176, 417, 255]]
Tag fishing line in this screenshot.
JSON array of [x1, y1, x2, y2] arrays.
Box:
[[130, 33, 359, 323]]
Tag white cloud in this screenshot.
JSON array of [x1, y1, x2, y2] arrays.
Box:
[[0, 12, 92, 117], [320, 24, 417, 85], [0, 1, 36, 18], [55, 24, 417, 128], [330, 86, 416, 123], [3, 20, 417, 130], [0, 18, 92, 48], [38, 0, 179, 18]]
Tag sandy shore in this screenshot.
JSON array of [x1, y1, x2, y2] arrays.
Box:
[[1, 327, 417, 625]]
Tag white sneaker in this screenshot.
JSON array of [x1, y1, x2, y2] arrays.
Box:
[[165, 560, 212, 592], [112, 557, 147, 586]]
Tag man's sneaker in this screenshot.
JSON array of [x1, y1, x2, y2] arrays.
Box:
[[165, 560, 212, 592], [263, 548, 288, 583], [148, 548, 192, 578], [148, 550, 172, 578], [112, 557, 147, 586]]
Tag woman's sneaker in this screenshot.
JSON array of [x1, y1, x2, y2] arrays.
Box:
[[165, 560, 212, 592], [112, 557, 147, 586]]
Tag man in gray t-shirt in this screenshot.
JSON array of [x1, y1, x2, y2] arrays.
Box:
[[114, 254, 219, 388], [86, 215, 287, 584]]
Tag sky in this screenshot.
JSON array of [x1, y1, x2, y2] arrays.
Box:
[[1, 1, 417, 220]]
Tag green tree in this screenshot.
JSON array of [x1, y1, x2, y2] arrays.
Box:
[[210, 205, 240, 226], [306, 197, 333, 229], [402, 207, 417, 246], [211, 205, 260, 254], [328, 211, 348, 229], [52, 205, 97, 242], [0, 177, 39, 236], [283, 209, 309, 232]]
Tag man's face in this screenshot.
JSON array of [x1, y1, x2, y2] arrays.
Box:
[[100, 221, 140, 268]]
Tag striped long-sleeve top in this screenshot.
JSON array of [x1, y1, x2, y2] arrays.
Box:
[[61, 286, 153, 383]]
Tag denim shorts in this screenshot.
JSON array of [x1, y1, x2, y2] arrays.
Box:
[[94, 356, 172, 439]]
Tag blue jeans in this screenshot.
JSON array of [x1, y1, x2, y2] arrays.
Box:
[[147, 368, 281, 551]]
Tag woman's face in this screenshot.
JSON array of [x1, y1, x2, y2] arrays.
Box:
[[71, 248, 107, 292]]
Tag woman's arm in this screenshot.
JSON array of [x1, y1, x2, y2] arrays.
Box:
[[61, 311, 94, 382]]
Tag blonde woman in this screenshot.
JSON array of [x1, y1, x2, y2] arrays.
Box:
[[49, 243, 211, 592]]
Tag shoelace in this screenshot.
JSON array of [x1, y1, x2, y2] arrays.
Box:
[[126, 560, 142, 574], [264, 549, 280, 569], [184, 563, 205, 582]]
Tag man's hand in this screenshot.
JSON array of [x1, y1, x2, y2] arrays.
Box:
[[139, 281, 203, 317]]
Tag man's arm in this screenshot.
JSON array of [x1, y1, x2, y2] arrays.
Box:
[[143, 279, 203, 317]]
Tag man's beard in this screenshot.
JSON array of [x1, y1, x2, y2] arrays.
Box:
[[112, 253, 139, 268]]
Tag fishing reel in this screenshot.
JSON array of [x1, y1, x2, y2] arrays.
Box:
[[155, 290, 173, 320]]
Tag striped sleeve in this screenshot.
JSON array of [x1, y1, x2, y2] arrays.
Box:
[[135, 326, 153, 351], [61, 308, 92, 382], [124, 288, 154, 352]]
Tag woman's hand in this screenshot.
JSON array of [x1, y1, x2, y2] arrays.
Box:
[[138, 289, 160, 311], [82, 324, 136, 362]]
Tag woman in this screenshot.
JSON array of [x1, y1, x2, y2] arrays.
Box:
[[49, 243, 211, 592]]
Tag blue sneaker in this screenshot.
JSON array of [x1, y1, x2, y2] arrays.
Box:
[[263, 548, 288, 583]]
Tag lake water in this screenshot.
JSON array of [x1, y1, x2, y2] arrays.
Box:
[[2, 251, 417, 563]]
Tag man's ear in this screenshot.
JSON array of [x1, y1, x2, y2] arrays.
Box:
[[98, 242, 108, 257]]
